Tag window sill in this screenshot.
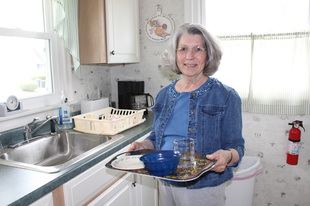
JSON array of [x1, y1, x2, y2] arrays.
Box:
[[0, 105, 59, 122]]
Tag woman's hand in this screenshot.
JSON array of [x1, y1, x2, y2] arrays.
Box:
[[206, 149, 238, 173], [128, 140, 154, 152]]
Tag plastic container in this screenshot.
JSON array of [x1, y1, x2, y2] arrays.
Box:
[[140, 150, 181, 176], [73, 107, 146, 135], [225, 156, 263, 206], [58, 90, 73, 129]]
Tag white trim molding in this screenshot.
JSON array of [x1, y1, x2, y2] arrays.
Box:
[[184, 0, 206, 25]]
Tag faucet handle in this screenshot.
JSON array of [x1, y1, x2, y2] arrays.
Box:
[[46, 115, 59, 124], [24, 117, 39, 132], [29, 117, 39, 125]]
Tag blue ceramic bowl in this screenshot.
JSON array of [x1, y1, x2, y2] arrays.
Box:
[[140, 150, 181, 176]]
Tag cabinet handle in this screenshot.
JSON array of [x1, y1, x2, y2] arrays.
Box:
[[110, 50, 115, 55]]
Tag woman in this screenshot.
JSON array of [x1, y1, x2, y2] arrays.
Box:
[[129, 23, 245, 206]]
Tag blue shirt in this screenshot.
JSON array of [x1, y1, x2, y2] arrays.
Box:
[[161, 92, 189, 150], [146, 77, 245, 189]]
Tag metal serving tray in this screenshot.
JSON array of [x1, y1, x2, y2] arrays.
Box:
[[105, 149, 216, 182]]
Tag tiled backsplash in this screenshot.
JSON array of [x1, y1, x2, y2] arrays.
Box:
[[0, 120, 53, 146]]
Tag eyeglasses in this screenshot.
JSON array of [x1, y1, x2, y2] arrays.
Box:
[[176, 46, 206, 56]]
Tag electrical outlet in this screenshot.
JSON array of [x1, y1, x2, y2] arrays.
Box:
[[70, 101, 81, 113]]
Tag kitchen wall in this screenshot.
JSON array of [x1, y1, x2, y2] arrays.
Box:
[[55, 0, 310, 205], [242, 113, 310, 206], [68, 65, 112, 104], [110, 1, 310, 205], [72, 0, 310, 204], [1, 0, 309, 205]]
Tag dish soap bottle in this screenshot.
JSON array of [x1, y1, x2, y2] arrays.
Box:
[[59, 90, 73, 129]]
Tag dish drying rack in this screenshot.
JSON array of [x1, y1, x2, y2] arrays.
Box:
[[73, 107, 146, 135]]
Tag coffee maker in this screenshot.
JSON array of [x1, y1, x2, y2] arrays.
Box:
[[129, 93, 154, 111], [118, 81, 154, 113]]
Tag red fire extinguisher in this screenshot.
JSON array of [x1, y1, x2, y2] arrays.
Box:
[[286, 120, 305, 165]]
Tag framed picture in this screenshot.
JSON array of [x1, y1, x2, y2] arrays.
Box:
[[145, 5, 174, 42]]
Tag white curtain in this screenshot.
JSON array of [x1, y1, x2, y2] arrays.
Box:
[[184, 0, 310, 115], [214, 33, 310, 115], [213, 37, 251, 108], [53, 0, 80, 78], [248, 33, 310, 115]]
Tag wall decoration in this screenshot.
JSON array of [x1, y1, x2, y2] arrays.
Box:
[[145, 5, 174, 42]]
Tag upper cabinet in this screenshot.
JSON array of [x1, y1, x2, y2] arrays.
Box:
[[105, 0, 140, 64], [79, 0, 140, 64]]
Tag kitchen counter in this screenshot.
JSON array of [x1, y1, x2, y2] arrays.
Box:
[[0, 112, 154, 206]]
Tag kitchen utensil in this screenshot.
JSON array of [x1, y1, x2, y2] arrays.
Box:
[[139, 150, 181, 176], [130, 93, 154, 110], [111, 155, 144, 170], [174, 138, 196, 168]]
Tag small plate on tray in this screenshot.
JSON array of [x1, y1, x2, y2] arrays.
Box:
[[111, 155, 144, 170]]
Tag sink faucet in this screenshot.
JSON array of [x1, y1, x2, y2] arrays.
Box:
[[24, 115, 60, 142]]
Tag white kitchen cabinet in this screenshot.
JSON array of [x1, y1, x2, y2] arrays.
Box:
[[89, 170, 159, 206], [88, 173, 135, 206], [79, 0, 140, 64], [105, 0, 140, 63], [63, 145, 128, 206], [135, 175, 159, 206], [29, 193, 53, 206], [63, 132, 158, 206]]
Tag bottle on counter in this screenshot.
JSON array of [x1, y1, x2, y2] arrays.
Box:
[[59, 90, 73, 130]]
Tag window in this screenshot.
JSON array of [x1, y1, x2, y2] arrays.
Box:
[[0, 0, 62, 110], [186, 0, 310, 115]]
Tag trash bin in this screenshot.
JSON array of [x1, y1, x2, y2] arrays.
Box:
[[225, 156, 263, 206]]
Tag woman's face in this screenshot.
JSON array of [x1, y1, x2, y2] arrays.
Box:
[[176, 33, 207, 78]]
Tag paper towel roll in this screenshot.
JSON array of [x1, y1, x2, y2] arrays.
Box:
[[81, 98, 109, 114]]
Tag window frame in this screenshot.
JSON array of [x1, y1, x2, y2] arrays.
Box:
[[0, 0, 64, 112], [184, 0, 206, 25]]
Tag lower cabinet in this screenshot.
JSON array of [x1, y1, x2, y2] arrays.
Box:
[[29, 193, 54, 206], [89, 174, 158, 206], [88, 173, 135, 206], [63, 133, 158, 206], [135, 175, 159, 206]]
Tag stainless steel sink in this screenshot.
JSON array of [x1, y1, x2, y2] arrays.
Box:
[[0, 131, 124, 173]]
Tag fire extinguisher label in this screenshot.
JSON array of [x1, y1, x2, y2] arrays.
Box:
[[287, 141, 299, 155]]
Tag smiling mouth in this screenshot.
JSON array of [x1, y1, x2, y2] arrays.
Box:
[[184, 63, 197, 67]]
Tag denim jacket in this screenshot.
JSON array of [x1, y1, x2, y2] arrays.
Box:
[[146, 77, 245, 188]]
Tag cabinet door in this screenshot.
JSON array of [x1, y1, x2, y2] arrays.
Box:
[[29, 193, 53, 206], [63, 133, 152, 205], [105, 0, 140, 63], [135, 175, 159, 206], [63, 133, 151, 206], [63, 150, 126, 206], [88, 173, 136, 206], [79, 0, 107, 64]]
